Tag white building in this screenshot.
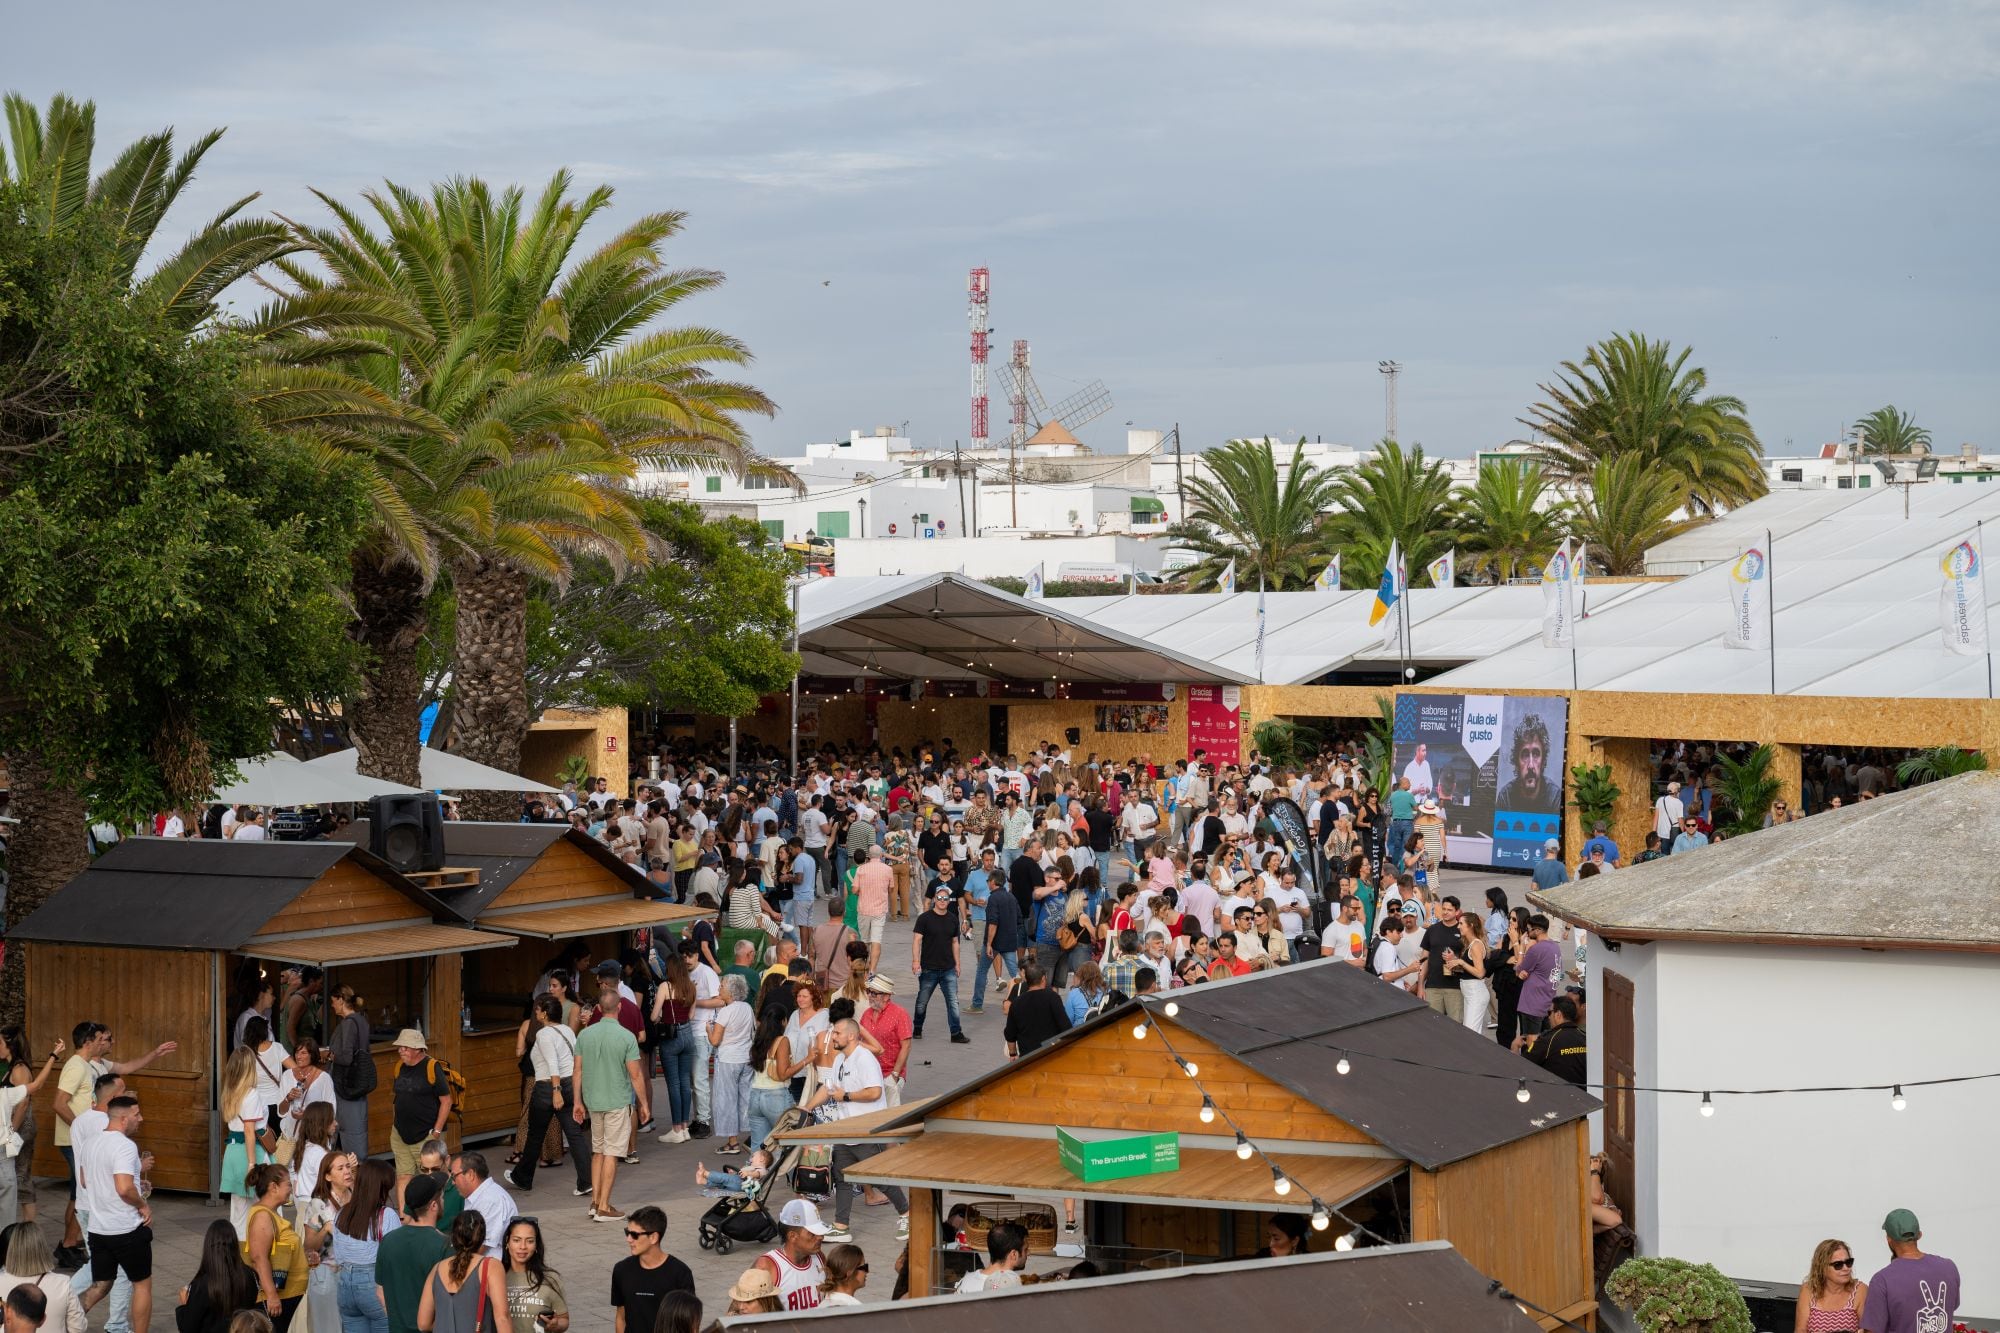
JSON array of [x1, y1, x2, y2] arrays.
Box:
[[1531, 779, 2000, 1300]]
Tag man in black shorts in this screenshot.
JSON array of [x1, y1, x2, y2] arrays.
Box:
[[77, 1097, 151, 1333]]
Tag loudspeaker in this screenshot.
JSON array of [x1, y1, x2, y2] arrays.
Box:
[[367, 794, 444, 873]]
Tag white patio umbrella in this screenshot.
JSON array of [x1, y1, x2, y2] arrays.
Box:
[[302, 747, 560, 794], [211, 754, 427, 805]]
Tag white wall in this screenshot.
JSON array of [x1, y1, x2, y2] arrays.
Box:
[[1596, 941, 2000, 1292], [830, 534, 1168, 578]]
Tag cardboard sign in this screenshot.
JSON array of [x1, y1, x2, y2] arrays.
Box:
[[1056, 1127, 1181, 1183]]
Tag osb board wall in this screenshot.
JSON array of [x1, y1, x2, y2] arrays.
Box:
[[878, 698, 991, 755], [1241, 685, 1389, 727], [521, 706, 629, 796], [1008, 697, 1189, 765]]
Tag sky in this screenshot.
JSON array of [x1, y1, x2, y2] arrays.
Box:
[[12, 1, 1998, 459]]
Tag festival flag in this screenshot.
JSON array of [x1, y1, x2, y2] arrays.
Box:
[[1940, 533, 1988, 656], [1219, 559, 1237, 596], [1254, 580, 1268, 682], [1722, 543, 1771, 651], [1369, 540, 1405, 652], [1026, 562, 1046, 601], [1314, 554, 1341, 591], [1540, 538, 1575, 649], [1427, 549, 1456, 588], [1572, 542, 1589, 619]]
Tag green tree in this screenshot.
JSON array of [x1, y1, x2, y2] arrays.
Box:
[[0, 184, 362, 1024], [1568, 455, 1694, 576], [1895, 746, 1986, 785], [1164, 437, 1341, 590], [526, 500, 797, 717], [1322, 440, 1460, 587], [1523, 331, 1765, 515], [1712, 744, 1783, 836], [1853, 404, 1931, 456], [1457, 460, 1567, 584]]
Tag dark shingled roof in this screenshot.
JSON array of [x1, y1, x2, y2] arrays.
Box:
[[882, 957, 1597, 1171], [9, 839, 439, 951], [337, 821, 653, 921], [723, 1242, 1539, 1332]]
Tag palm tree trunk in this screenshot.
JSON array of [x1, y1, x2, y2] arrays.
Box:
[[447, 555, 533, 822], [0, 749, 89, 1027], [349, 553, 428, 787]]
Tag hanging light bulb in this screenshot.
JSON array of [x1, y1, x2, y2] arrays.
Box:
[[1891, 1085, 1907, 1111], [1334, 1230, 1357, 1252], [1515, 1079, 1531, 1104], [1199, 1096, 1216, 1124], [1271, 1167, 1292, 1196], [1699, 1092, 1715, 1118], [1309, 1201, 1331, 1231], [1234, 1132, 1252, 1160], [1132, 1019, 1149, 1041], [1164, 1000, 1180, 1017], [1178, 1057, 1200, 1079], [1335, 1051, 1351, 1076]]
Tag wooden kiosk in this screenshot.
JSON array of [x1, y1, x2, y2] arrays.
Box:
[[788, 960, 1601, 1331], [10, 838, 516, 1193]]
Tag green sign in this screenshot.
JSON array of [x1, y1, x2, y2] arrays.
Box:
[[1056, 1127, 1181, 1183]]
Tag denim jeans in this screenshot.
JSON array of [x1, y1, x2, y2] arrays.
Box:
[[712, 1060, 753, 1140], [336, 1263, 387, 1333], [912, 967, 962, 1037], [657, 1025, 696, 1126], [974, 950, 1017, 1009], [1383, 819, 1413, 869], [744, 1085, 794, 1149]]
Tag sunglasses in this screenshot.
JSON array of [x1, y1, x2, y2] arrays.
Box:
[[1829, 1258, 1854, 1270], [624, 1229, 656, 1240]]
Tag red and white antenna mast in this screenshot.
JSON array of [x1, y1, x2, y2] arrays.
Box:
[[967, 267, 990, 449]]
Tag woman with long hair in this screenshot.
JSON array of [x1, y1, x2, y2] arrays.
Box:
[[651, 1292, 701, 1333], [0, 1219, 86, 1333], [294, 1103, 339, 1203], [508, 970, 578, 1170], [1492, 907, 1531, 1046], [1794, 1238, 1866, 1332], [1063, 961, 1107, 1026], [239, 1165, 306, 1330], [179, 1218, 259, 1333], [240, 1017, 288, 1141], [499, 1219, 567, 1333], [742, 1007, 795, 1150], [1451, 911, 1491, 1034], [650, 950, 698, 1144], [417, 1213, 504, 1333], [816, 1243, 869, 1307], [327, 985, 371, 1154], [331, 1159, 400, 1333], [220, 1046, 275, 1232], [0, 1029, 60, 1226]]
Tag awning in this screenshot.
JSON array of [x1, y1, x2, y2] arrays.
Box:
[[771, 1098, 938, 1147], [1128, 495, 1165, 514], [844, 1131, 1406, 1214], [242, 922, 518, 966], [479, 899, 709, 939]]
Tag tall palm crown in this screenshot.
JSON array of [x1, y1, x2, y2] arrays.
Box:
[[1164, 438, 1342, 591], [1523, 332, 1765, 515], [1567, 455, 1692, 576], [1321, 439, 1460, 587], [1458, 460, 1567, 585], [1853, 405, 1931, 456]]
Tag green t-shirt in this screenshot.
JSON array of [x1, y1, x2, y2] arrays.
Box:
[[843, 870, 860, 930], [376, 1219, 450, 1333], [576, 1017, 641, 1111], [724, 964, 762, 996], [435, 1182, 465, 1232], [1388, 789, 1416, 821]]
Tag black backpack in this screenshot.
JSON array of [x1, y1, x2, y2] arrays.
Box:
[[1362, 935, 1384, 976]]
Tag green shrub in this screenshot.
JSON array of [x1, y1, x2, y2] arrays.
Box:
[[1605, 1257, 1753, 1333]]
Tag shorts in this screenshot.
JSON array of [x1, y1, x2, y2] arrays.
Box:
[[89, 1226, 153, 1283], [590, 1106, 633, 1155], [858, 914, 887, 945], [785, 894, 815, 929], [390, 1128, 426, 1177]]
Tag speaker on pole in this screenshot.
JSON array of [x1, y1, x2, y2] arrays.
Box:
[[367, 794, 444, 873]]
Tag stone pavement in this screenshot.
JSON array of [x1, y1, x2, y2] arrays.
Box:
[[52, 914, 1011, 1330]]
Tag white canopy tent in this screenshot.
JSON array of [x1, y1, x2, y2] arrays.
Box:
[[212, 753, 426, 805], [304, 747, 561, 793]]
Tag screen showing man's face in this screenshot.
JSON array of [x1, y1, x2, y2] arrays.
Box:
[[1514, 733, 1545, 792]]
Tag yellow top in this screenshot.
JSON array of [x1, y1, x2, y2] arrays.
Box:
[[242, 1203, 308, 1299]]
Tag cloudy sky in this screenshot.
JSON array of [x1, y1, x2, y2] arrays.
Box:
[[14, 2, 1997, 458]]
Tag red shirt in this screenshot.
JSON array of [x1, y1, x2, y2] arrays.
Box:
[[1209, 956, 1253, 980], [861, 1001, 912, 1076], [615, 997, 644, 1041]]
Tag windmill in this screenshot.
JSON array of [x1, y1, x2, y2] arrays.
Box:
[[994, 339, 1113, 447]]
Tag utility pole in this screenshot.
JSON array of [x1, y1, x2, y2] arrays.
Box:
[[1172, 422, 1186, 520], [1377, 361, 1402, 441], [954, 440, 967, 538], [789, 579, 802, 781]]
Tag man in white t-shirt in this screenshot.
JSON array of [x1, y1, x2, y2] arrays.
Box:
[[1373, 919, 1420, 991], [1653, 782, 1686, 848], [232, 812, 268, 841], [802, 1021, 907, 1245], [1119, 796, 1158, 869], [1269, 872, 1310, 941], [686, 941, 724, 1131], [77, 1096, 150, 1333], [1400, 745, 1435, 800]]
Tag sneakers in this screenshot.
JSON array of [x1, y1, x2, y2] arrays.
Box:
[[823, 1227, 854, 1244], [909, 1030, 923, 1040], [637, 1117, 656, 1134], [657, 1127, 690, 1144], [501, 1169, 527, 1190], [949, 1033, 971, 1044], [590, 1206, 626, 1222], [572, 1185, 591, 1197], [967, 1005, 985, 1014], [896, 1214, 911, 1238], [688, 1121, 712, 1140]]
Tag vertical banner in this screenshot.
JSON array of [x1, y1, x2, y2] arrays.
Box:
[[1370, 540, 1405, 653], [1540, 538, 1575, 649], [1941, 535, 1988, 656], [1219, 560, 1237, 596], [1186, 685, 1242, 764], [1026, 563, 1046, 600], [1723, 545, 1771, 651]]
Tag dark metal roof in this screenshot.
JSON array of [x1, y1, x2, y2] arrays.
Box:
[[9, 839, 437, 952], [723, 1242, 1540, 1332], [338, 821, 652, 921]]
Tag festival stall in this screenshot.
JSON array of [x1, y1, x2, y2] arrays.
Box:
[[781, 959, 1600, 1330]]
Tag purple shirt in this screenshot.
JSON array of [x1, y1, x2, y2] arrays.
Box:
[[1861, 1254, 1959, 1333], [1517, 939, 1562, 1018]]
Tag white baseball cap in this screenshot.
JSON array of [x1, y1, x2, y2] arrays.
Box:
[[778, 1199, 832, 1236]]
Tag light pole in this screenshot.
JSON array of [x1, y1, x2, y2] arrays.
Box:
[[789, 578, 803, 780], [1377, 361, 1402, 441]]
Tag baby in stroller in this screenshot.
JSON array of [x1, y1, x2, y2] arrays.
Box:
[[695, 1150, 774, 1196]]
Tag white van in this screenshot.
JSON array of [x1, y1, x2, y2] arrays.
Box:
[[1056, 562, 1159, 584]]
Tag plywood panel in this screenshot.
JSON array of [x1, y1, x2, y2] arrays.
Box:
[[254, 860, 421, 936], [935, 1025, 1375, 1145], [25, 943, 216, 1194], [1427, 1126, 1591, 1325], [485, 841, 635, 911], [458, 1030, 530, 1141]]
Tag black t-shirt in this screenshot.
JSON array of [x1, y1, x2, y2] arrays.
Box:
[[391, 1059, 450, 1144], [1083, 808, 1118, 853], [1199, 815, 1226, 854], [1003, 987, 1072, 1056], [1522, 1023, 1588, 1085], [913, 907, 961, 973], [1008, 856, 1045, 919], [1420, 923, 1462, 990], [918, 827, 952, 870], [984, 888, 1023, 954], [612, 1253, 695, 1333]]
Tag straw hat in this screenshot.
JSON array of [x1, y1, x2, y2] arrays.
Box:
[[728, 1268, 780, 1303], [391, 1028, 428, 1051]]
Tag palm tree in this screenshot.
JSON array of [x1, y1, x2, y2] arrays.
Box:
[[1854, 405, 1931, 456], [1523, 331, 1765, 515], [1456, 460, 1567, 584], [1895, 746, 1986, 786], [1567, 456, 1693, 575], [1164, 438, 1341, 590], [1712, 744, 1782, 836], [1321, 439, 1460, 587]]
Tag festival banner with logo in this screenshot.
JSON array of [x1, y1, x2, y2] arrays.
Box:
[[1428, 549, 1456, 588], [1723, 544, 1771, 651], [1940, 534, 1988, 656], [1315, 554, 1341, 591], [1540, 539, 1575, 649], [1186, 684, 1242, 764], [1026, 563, 1046, 600], [1392, 693, 1569, 868]]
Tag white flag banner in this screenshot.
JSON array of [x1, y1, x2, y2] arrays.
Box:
[[1315, 554, 1341, 591], [1219, 559, 1237, 596], [1026, 563, 1046, 600], [1723, 544, 1771, 651], [1572, 542, 1588, 618], [1540, 539, 1575, 649], [1940, 534, 1988, 656], [1374, 540, 1406, 653], [1427, 549, 1456, 588], [1254, 584, 1268, 681]]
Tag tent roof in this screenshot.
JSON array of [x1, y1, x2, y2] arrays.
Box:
[[1533, 773, 2000, 950], [212, 754, 426, 805], [796, 573, 1251, 684], [1428, 483, 2000, 698], [304, 748, 559, 793]]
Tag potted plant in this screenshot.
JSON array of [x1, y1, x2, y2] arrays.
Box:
[[1569, 762, 1619, 832], [557, 755, 592, 789], [1711, 744, 1781, 836], [1605, 1257, 1753, 1333]]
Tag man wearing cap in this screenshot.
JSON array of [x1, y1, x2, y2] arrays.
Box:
[[1652, 781, 1685, 851], [1860, 1209, 1958, 1333], [852, 846, 894, 975], [754, 1200, 830, 1311], [1531, 838, 1570, 892], [375, 1173, 449, 1333], [858, 976, 912, 1105], [1580, 822, 1621, 868], [910, 885, 970, 1046], [388, 1030, 452, 1205], [800, 1019, 909, 1246]]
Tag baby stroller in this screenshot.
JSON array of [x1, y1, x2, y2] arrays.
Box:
[[696, 1106, 817, 1255]]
